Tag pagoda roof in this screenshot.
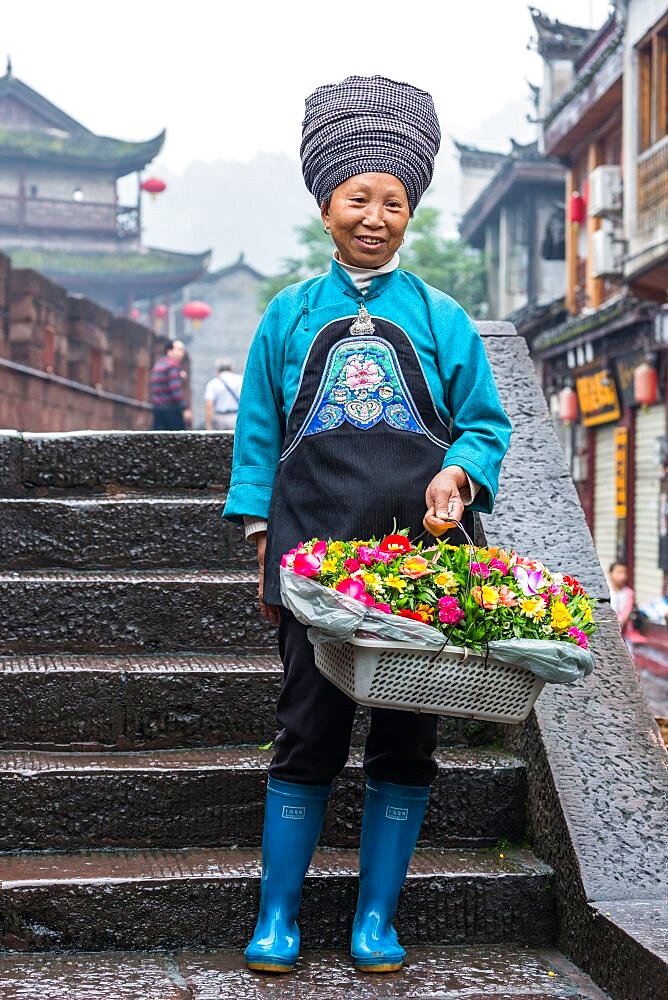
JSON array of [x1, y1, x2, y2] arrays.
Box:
[[460, 142, 565, 246], [5, 245, 211, 294], [453, 140, 508, 171], [529, 8, 597, 60], [0, 69, 165, 175]]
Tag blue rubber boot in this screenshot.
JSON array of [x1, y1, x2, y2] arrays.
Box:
[[351, 778, 430, 972], [245, 776, 330, 973]]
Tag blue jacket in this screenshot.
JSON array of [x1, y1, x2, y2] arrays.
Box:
[[223, 260, 511, 524]]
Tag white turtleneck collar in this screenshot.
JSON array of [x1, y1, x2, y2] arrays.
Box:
[[333, 252, 400, 294]]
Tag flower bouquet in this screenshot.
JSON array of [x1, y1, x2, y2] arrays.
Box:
[[280, 529, 596, 724]]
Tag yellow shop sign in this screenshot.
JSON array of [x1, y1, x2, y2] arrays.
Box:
[[575, 368, 621, 427]]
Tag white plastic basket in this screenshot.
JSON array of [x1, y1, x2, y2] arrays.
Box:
[[313, 637, 545, 724]]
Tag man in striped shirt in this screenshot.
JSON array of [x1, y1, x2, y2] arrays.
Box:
[[149, 340, 191, 430]]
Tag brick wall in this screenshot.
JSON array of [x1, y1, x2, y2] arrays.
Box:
[[0, 252, 155, 432]]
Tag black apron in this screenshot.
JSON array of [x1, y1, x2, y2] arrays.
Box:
[[263, 305, 472, 604]]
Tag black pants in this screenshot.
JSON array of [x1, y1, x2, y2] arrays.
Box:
[[152, 406, 185, 431], [269, 610, 438, 788]]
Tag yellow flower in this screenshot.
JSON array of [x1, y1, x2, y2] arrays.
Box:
[[520, 597, 546, 620], [321, 558, 338, 574], [434, 570, 458, 593], [328, 541, 345, 556], [581, 603, 593, 623], [385, 574, 407, 591], [551, 602, 573, 631], [362, 571, 383, 592]]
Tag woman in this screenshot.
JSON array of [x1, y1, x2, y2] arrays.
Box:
[[223, 75, 511, 975]]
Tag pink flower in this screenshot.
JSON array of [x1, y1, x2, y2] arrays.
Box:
[[374, 602, 392, 614], [344, 557, 361, 572], [438, 595, 465, 625], [356, 545, 377, 566], [312, 539, 327, 557], [468, 561, 491, 578], [489, 558, 509, 574], [293, 551, 322, 577], [335, 577, 373, 605], [399, 555, 432, 579], [568, 627, 589, 649], [498, 585, 518, 607], [280, 547, 298, 568], [344, 356, 382, 390]]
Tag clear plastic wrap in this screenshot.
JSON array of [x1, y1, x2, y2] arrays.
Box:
[[280, 566, 595, 684]]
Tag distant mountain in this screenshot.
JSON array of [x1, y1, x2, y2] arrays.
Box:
[[140, 153, 314, 274]]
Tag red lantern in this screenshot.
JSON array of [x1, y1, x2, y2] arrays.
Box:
[[153, 304, 167, 319], [558, 386, 579, 424], [633, 361, 658, 407], [140, 176, 167, 200], [182, 300, 211, 329], [569, 191, 586, 226], [129, 307, 141, 321]]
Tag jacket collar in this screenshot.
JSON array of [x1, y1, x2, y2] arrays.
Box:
[[329, 257, 399, 302]]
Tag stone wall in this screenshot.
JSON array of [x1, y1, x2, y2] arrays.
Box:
[[0, 253, 154, 432]]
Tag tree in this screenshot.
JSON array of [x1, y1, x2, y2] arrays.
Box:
[[259, 206, 486, 316]]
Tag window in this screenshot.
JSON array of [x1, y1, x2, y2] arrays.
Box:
[[638, 15, 668, 152]]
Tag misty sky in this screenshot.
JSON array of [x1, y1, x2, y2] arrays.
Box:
[[7, 1, 611, 171]]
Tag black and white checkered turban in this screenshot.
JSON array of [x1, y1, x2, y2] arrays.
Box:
[[300, 75, 441, 214]]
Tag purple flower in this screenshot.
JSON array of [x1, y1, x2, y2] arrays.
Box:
[[468, 561, 490, 578], [512, 565, 547, 596], [568, 626, 589, 649]]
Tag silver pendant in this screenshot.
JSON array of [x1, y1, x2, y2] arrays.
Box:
[[349, 303, 375, 336]]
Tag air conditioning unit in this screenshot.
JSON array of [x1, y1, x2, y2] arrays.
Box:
[[591, 228, 624, 277], [588, 165, 623, 218]]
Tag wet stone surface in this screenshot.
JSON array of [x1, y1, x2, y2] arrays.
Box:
[[0, 653, 501, 751], [4, 430, 235, 494], [481, 336, 608, 600], [0, 747, 525, 850], [0, 946, 613, 1000], [0, 572, 274, 653], [0, 847, 554, 952], [0, 497, 252, 570]]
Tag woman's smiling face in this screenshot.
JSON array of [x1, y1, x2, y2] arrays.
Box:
[[321, 173, 410, 269]]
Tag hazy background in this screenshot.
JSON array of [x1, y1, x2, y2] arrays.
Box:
[[5, 0, 611, 272]]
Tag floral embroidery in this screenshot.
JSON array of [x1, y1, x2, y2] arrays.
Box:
[[303, 338, 431, 437]]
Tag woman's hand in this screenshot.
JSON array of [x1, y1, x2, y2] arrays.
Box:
[[424, 466, 467, 537], [256, 532, 281, 625]]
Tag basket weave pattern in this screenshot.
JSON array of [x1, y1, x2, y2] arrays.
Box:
[[314, 639, 545, 723]]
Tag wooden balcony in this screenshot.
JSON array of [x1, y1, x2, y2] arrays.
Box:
[[0, 195, 139, 240], [637, 135, 668, 235]]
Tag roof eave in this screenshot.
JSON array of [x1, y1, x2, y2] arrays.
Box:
[[459, 160, 565, 244]]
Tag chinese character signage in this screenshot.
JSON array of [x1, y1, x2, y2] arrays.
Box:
[[614, 426, 628, 519], [575, 367, 621, 426]]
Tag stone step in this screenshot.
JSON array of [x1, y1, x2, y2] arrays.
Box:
[[0, 653, 501, 750], [1, 430, 234, 496], [0, 746, 526, 851], [0, 845, 555, 952], [0, 570, 270, 653], [0, 945, 614, 999], [0, 497, 252, 570]]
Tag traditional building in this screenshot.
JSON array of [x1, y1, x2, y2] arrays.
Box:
[[458, 139, 566, 328], [0, 252, 159, 431], [526, 3, 668, 611], [145, 253, 265, 428], [0, 62, 209, 313]]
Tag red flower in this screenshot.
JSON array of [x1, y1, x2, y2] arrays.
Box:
[[379, 534, 412, 554], [563, 574, 586, 596], [397, 609, 424, 621]]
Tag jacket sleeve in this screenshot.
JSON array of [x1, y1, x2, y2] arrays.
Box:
[[434, 301, 512, 514], [222, 298, 285, 525]]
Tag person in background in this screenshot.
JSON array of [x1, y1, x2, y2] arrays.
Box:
[[149, 339, 191, 430], [607, 562, 635, 635], [204, 359, 243, 430]]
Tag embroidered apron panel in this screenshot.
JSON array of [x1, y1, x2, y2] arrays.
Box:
[[263, 311, 470, 604]]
